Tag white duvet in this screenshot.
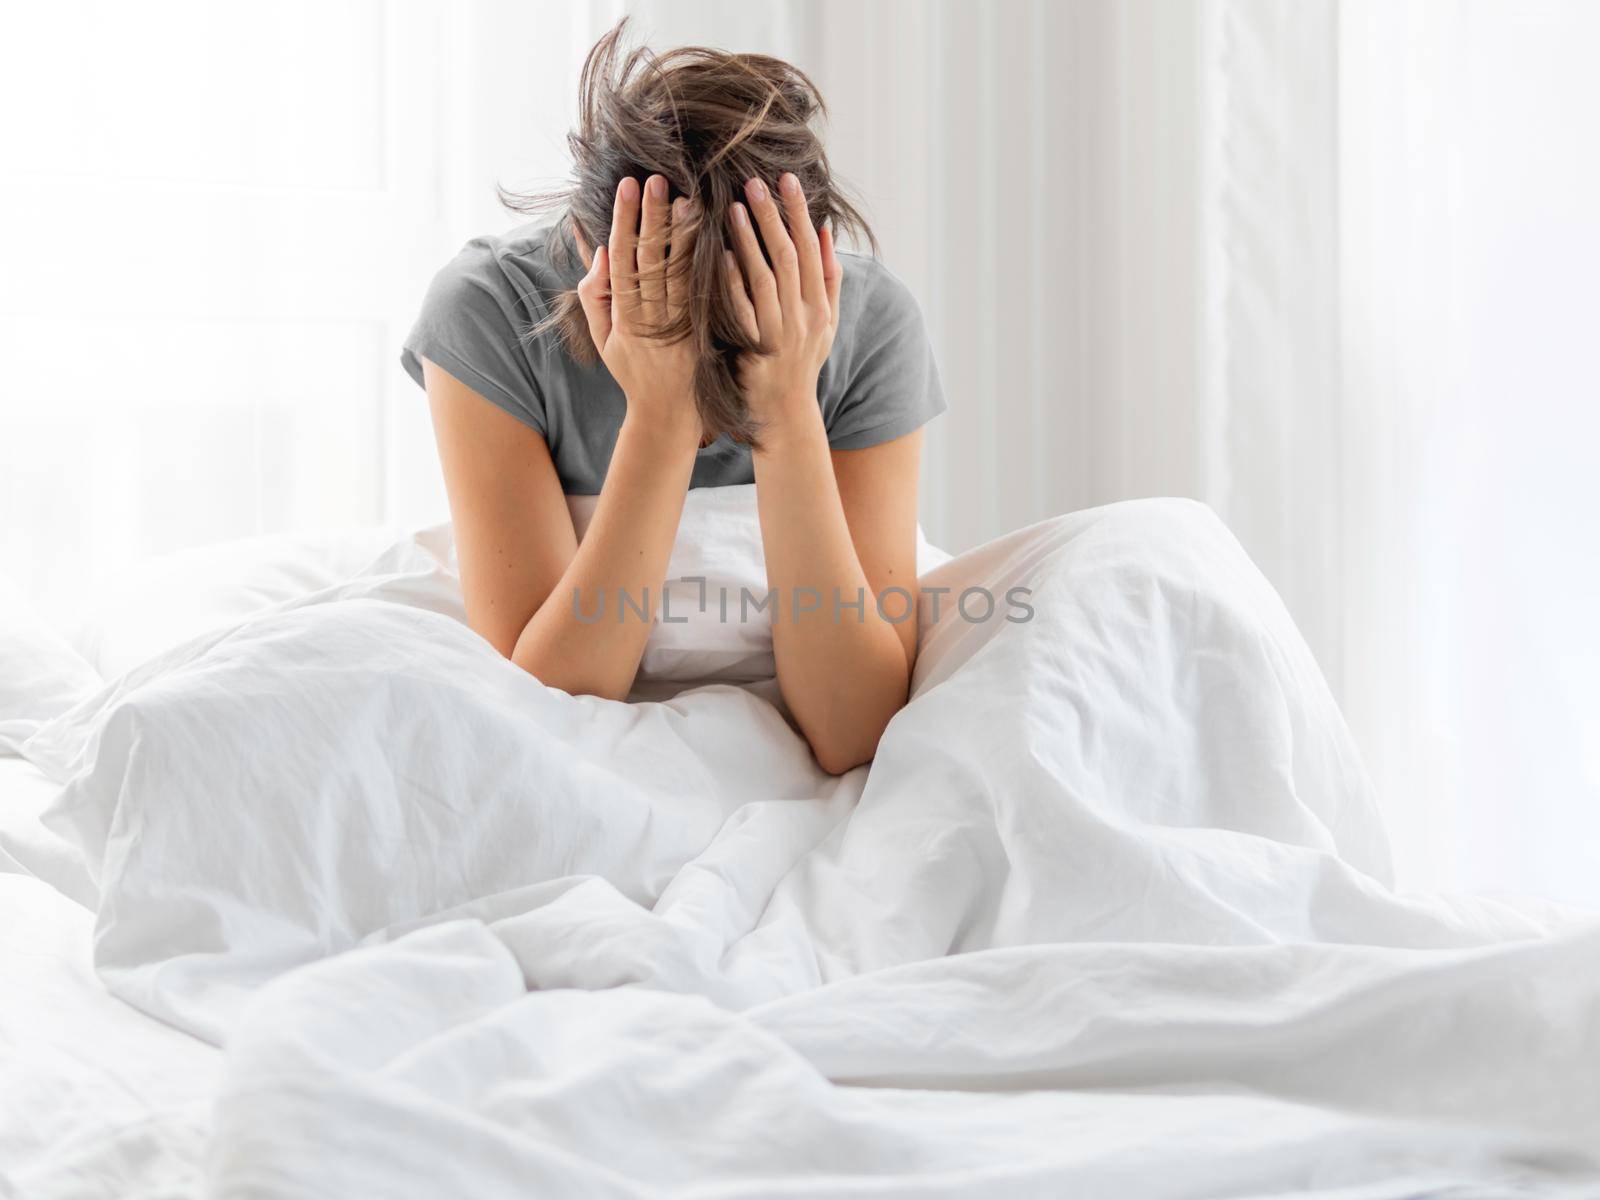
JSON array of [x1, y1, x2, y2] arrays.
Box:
[[10, 491, 1600, 1197]]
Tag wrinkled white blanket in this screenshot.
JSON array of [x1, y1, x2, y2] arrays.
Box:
[[19, 497, 1600, 1197]]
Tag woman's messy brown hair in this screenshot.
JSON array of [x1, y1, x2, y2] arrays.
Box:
[[502, 18, 875, 446]]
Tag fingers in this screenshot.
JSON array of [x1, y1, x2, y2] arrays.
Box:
[[608, 176, 641, 326], [723, 250, 760, 342], [576, 243, 613, 351], [820, 224, 842, 326], [777, 172, 826, 307], [666, 197, 695, 317], [637, 174, 669, 322], [728, 200, 781, 344], [743, 177, 803, 318]]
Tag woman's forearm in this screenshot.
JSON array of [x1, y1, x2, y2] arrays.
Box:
[[513, 410, 698, 699], [753, 403, 911, 773]]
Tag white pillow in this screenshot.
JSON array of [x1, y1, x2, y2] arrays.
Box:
[[73, 526, 420, 680], [0, 576, 102, 754], [0, 756, 95, 908]]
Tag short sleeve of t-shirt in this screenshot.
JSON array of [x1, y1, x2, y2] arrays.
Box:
[[821, 255, 947, 451], [400, 239, 549, 436]]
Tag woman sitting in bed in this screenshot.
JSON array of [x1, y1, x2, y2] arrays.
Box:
[[402, 22, 945, 774]]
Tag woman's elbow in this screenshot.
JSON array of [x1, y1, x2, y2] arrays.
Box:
[[506, 645, 632, 703], [812, 738, 872, 776], [556, 675, 632, 703], [807, 704, 905, 775]]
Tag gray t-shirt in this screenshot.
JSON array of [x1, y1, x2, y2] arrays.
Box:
[[401, 220, 945, 493]]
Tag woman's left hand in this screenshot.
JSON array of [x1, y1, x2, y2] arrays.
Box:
[[724, 173, 843, 440]]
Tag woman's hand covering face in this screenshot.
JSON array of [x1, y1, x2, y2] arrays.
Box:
[[573, 170, 842, 445], [574, 174, 701, 440], [724, 172, 844, 435]]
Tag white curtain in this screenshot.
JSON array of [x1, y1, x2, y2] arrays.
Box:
[[3, 1, 1595, 902], [1335, 1, 1600, 902]]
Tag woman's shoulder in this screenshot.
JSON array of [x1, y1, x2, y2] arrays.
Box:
[[828, 252, 934, 383], [816, 251, 945, 449], [424, 219, 580, 319], [836, 249, 915, 300], [834, 252, 929, 341], [402, 220, 579, 432]]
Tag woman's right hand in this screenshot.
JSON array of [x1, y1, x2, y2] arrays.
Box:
[[576, 174, 701, 443]]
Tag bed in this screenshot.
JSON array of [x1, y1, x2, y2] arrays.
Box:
[[3, 490, 1597, 1198]]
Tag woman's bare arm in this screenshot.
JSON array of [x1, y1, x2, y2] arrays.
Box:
[[727, 174, 921, 773], [752, 421, 920, 773], [425, 174, 701, 700], [426, 362, 696, 699]]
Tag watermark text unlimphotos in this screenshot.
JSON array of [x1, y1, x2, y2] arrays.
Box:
[[571, 576, 1034, 625]]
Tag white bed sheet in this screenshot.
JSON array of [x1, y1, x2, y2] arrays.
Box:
[[206, 919, 1600, 1199], [0, 873, 218, 1200], [0, 763, 213, 1198]]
